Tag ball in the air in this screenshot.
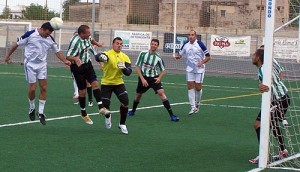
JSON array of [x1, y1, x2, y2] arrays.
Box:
[[50, 17, 63, 30]]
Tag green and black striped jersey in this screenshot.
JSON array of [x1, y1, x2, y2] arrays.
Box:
[[67, 34, 96, 64], [258, 65, 288, 99], [135, 50, 165, 77]]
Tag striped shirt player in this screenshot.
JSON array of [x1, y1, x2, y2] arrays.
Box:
[[249, 48, 290, 164], [176, 30, 211, 115], [127, 39, 179, 122], [4, 22, 70, 125], [66, 25, 109, 125]]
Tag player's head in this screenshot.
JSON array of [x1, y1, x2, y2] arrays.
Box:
[[39, 22, 54, 38], [252, 49, 264, 66], [77, 25, 91, 39], [112, 37, 123, 52], [188, 30, 197, 43], [260, 45, 264, 50], [150, 38, 159, 53]]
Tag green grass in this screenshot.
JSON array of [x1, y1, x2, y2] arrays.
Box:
[[0, 64, 292, 171]]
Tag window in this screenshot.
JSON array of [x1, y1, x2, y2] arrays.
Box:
[[220, 10, 226, 17]]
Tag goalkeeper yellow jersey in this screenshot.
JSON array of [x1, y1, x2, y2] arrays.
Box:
[[101, 49, 131, 85]]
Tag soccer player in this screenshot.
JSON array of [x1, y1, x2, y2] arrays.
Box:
[[249, 48, 290, 164], [4, 22, 71, 125], [175, 30, 211, 115], [95, 37, 132, 134], [260, 45, 288, 126], [127, 39, 179, 122], [66, 24, 110, 125]]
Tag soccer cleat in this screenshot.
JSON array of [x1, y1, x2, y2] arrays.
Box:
[[38, 113, 46, 125], [282, 120, 288, 126], [82, 115, 93, 125], [88, 101, 93, 107], [188, 107, 198, 115], [28, 108, 35, 121], [170, 114, 179, 122], [105, 114, 112, 129], [272, 149, 288, 160], [99, 107, 110, 116], [249, 156, 259, 164], [118, 124, 128, 135], [127, 110, 135, 116]]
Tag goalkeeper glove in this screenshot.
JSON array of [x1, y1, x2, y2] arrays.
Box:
[[95, 53, 108, 62], [117, 62, 126, 69]]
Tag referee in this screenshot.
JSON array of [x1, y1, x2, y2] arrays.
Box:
[[127, 38, 179, 122]]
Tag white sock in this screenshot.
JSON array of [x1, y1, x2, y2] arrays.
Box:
[[28, 98, 35, 110], [73, 79, 79, 97], [195, 89, 203, 106], [188, 89, 195, 108], [38, 99, 46, 114]]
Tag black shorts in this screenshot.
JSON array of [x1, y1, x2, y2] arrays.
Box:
[[136, 76, 163, 94], [256, 94, 290, 121], [70, 61, 97, 90], [101, 84, 129, 107]]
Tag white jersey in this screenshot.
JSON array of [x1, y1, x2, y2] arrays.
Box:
[[179, 40, 210, 73], [17, 28, 59, 66]]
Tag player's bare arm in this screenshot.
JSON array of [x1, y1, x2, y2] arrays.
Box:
[[155, 70, 166, 84], [135, 66, 148, 87], [67, 56, 82, 67], [258, 83, 270, 93], [56, 51, 71, 66], [5, 43, 18, 64]]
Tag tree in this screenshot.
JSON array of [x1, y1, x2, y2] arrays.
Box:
[[0, 6, 11, 19], [22, 3, 58, 20], [63, 0, 80, 20]]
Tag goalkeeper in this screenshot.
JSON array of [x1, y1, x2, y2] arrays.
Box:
[[95, 37, 132, 135]]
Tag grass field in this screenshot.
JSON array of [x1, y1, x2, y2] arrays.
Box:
[[0, 63, 290, 172]]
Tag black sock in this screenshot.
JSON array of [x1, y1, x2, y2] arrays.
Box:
[[93, 88, 103, 109], [87, 87, 93, 102], [132, 100, 139, 112], [256, 127, 260, 143], [120, 105, 128, 125], [163, 99, 173, 116], [79, 96, 87, 116]]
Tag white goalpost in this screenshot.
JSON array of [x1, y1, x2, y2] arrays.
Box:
[[250, 0, 300, 171]]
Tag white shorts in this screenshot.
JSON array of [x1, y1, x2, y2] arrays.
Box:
[[24, 62, 47, 83], [186, 72, 205, 83]]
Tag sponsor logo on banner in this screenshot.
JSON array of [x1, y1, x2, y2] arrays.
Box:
[[114, 30, 152, 51], [210, 34, 251, 56], [163, 33, 201, 53]]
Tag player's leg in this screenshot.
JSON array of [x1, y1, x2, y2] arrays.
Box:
[[249, 112, 261, 164], [186, 72, 197, 115], [195, 73, 204, 110], [86, 81, 93, 106], [100, 85, 113, 129], [280, 94, 290, 126], [128, 77, 148, 116], [35, 64, 47, 125], [115, 84, 129, 134], [25, 63, 37, 121], [157, 88, 179, 122]]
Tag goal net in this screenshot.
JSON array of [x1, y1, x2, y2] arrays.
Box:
[[253, 0, 300, 171]]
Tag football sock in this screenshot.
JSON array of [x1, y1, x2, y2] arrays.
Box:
[[132, 100, 139, 112], [195, 89, 202, 106], [119, 105, 128, 125], [93, 88, 103, 108], [28, 98, 35, 110], [272, 124, 285, 151], [79, 97, 87, 116], [87, 86, 93, 102], [256, 127, 260, 142], [188, 89, 195, 108], [38, 99, 46, 114], [162, 99, 173, 116], [73, 79, 78, 97]]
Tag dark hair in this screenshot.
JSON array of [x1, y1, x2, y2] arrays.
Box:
[[77, 25, 89, 34], [112, 37, 122, 43], [41, 22, 54, 32], [260, 45, 264, 48], [255, 49, 264, 63], [151, 38, 159, 46], [190, 30, 197, 35]]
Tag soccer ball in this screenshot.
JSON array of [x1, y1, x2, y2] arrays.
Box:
[[49, 17, 63, 30]]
